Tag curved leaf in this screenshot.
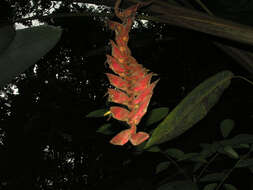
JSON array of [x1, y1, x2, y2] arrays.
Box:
[[145, 70, 234, 148], [146, 146, 161, 152], [200, 172, 225, 182], [165, 148, 185, 160], [86, 109, 108, 118], [220, 134, 253, 146], [220, 145, 239, 159], [0, 25, 62, 87], [145, 107, 169, 126], [177, 153, 199, 161], [155, 161, 170, 174], [96, 123, 115, 135], [236, 158, 253, 168], [224, 184, 237, 190], [233, 143, 250, 149], [220, 119, 235, 138], [203, 183, 217, 190]]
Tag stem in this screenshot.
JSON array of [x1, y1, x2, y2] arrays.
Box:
[[233, 76, 253, 86], [215, 150, 251, 190], [194, 0, 214, 16], [161, 152, 191, 180], [196, 152, 219, 181]]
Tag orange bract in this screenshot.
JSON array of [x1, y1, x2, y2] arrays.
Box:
[[105, 0, 159, 146]]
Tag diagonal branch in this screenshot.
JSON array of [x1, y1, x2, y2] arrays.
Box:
[[16, 0, 253, 46]]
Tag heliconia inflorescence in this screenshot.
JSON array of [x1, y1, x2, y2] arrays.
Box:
[[105, 0, 159, 146]]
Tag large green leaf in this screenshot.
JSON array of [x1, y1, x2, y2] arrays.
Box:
[[145, 107, 169, 126], [0, 25, 62, 87], [145, 70, 234, 148]]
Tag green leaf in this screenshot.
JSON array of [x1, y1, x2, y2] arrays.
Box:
[[220, 146, 239, 159], [220, 134, 253, 147], [155, 161, 170, 174], [178, 153, 199, 161], [165, 148, 185, 160], [200, 172, 225, 182], [146, 146, 161, 152], [220, 119, 235, 138], [145, 71, 234, 148], [236, 158, 253, 168], [190, 156, 207, 163], [145, 107, 169, 126], [157, 180, 198, 190], [0, 25, 62, 87], [203, 183, 217, 190], [233, 143, 250, 149], [96, 123, 115, 135], [199, 143, 218, 158], [86, 109, 107, 118], [224, 184, 237, 190]]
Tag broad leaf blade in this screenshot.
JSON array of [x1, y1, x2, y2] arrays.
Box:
[[86, 109, 108, 118], [0, 25, 62, 87], [145, 71, 234, 148], [145, 107, 169, 126]]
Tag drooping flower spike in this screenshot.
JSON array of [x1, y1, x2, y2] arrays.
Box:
[[105, 0, 159, 146]]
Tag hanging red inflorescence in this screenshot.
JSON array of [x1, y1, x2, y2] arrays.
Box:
[[105, 0, 159, 146]]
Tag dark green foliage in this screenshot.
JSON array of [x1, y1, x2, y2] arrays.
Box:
[[145, 71, 234, 148]]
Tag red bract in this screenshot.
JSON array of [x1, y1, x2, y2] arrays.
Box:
[[110, 106, 130, 122], [111, 40, 127, 61], [106, 73, 128, 91], [108, 88, 130, 105], [130, 131, 150, 146], [132, 73, 153, 94], [106, 55, 125, 75], [105, 0, 158, 146], [133, 80, 159, 105], [110, 125, 136, 145], [128, 96, 152, 126]]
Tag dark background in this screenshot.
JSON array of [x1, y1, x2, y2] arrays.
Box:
[[0, 0, 253, 189]]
